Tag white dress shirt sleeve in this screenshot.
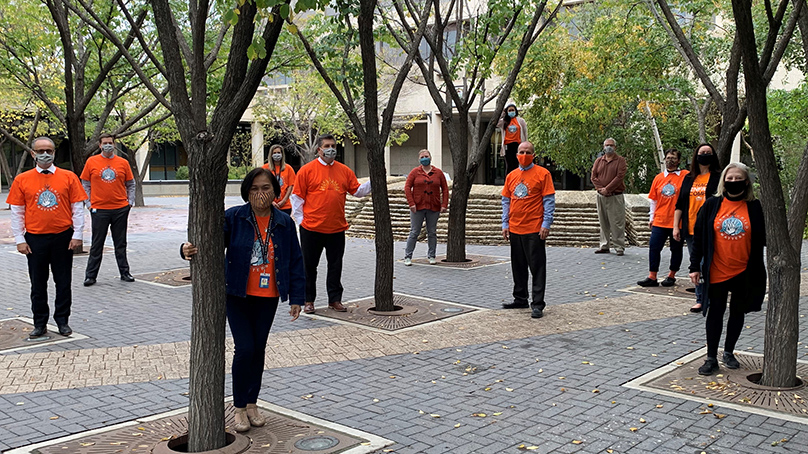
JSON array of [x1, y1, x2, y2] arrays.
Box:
[[10, 205, 26, 244], [352, 180, 372, 198], [290, 194, 304, 224], [125, 179, 136, 206], [71, 202, 85, 240]]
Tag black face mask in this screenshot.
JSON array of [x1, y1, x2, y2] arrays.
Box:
[[696, 154, 713, 166], [724, 180, 747, 197]]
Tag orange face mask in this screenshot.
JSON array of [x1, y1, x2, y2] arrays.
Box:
[[517, 154, 534, 168], [250, 191, 274, 209]]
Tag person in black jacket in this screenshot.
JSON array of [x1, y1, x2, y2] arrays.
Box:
[[688, 162, 766, 376], [673, 144, 721, 312]]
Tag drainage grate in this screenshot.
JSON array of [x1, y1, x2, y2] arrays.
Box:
[[34, 403, 366, 454], [409, 254, 509, 269], [307, 293, 477, 331], [642, 352, 808, 418], [135, 268, 192, 287]]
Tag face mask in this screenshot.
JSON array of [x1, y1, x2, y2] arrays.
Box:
[[724, 180, 747, 196], [665, 159, 679, 170], [604, 146, 615, 155], [517, 154, 534, 168], [508, 111, 516, 118], [271, 153, 282, 162], [697, 154, 712, 166], [101, 143, 115, 156], [322, 147, 337, 159], [419, 157, 431, 166], [34, 152, 55, 165], [250, 191, 274, 209]]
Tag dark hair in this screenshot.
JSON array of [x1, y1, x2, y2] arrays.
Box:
[[689, 143, 721, 175], [240, 168, 280, 202], [664, 148, 681, 161], [99, 133, 116, 141], [502, 103, 518, 119], [316, 134, 336, 149]]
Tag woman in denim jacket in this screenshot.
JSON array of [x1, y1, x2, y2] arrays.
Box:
[[182, 168, 305, 432]]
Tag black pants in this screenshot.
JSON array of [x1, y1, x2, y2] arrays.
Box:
[[226, 294, 279, 408], [705, 273, 746, 358], [504, 142, 519, 175], [25, 229, 74, 328], [86, 206, 131, 279], [509, 232, 546, 310], [648, 226, 683, 272], [299, 227, 345, 304]]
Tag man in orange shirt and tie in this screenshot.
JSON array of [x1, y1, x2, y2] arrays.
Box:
[[80, 133, 136, 286], [8, 137, 87, 338], [291, 134, 371, 314]]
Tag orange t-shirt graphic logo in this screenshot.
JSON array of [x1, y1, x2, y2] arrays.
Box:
[[36, 185, 59, 211], [317, 178, 341, 192], [100, 166, 117, 183]]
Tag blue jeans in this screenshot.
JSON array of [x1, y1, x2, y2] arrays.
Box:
[[648, 226, 683, 273], [227, 294, 279, 408], [683, 234, 703, 304], [405, 209, 440, 259]]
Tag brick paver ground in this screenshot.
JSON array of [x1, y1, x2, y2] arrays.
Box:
[[0, 195, 807, 453]]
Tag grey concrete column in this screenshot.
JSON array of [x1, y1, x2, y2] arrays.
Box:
[[427, 111, 443, 169], [251, 121, 264, 167]]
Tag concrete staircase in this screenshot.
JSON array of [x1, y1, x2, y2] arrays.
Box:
[[344, 178, 652, 248]]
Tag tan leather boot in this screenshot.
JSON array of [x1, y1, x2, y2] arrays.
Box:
[[246, 403, 266, 427], [232, 407, 250, 432]]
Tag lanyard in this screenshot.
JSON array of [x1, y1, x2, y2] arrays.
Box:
[[250, 209, 273, 264]]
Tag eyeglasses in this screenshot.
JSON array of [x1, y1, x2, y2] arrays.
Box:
[[34, 149, 55, 154]]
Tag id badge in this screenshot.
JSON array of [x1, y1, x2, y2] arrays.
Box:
[[259, 273, 271, 289]]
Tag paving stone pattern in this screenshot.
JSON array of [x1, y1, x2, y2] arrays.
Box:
[[0, 196, 807, 453]]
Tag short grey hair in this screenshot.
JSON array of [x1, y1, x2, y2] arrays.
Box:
[[604, 138, 616, 147], [31, 136, 56, 149], [716, 162, 755, 201]]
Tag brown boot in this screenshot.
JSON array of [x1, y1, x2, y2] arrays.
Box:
[[246, 403, 266, 427], [232, 407, 250, 432]]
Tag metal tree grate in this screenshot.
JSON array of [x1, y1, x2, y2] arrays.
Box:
[[0, 318, 75, 352], [35, 403, 365, 453], [308, 293, 477, 331], [135, 268, 192, 287], [624, 282, 700, 300], [409, 254, 509, 269], [643, 352, 808, 418]]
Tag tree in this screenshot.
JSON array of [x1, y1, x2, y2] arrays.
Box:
[[383, 0, 562, 262], [70, 0, 290, 449], [512, 0, 701, 192], [291, 0, 432, 311], [732, 0, 808, 388]]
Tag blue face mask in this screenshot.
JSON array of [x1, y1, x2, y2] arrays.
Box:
[[419, 157, 431, 166], [508, 111, 516, 118]]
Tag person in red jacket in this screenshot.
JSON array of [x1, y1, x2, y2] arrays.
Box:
[[403, 149, 449, 265]]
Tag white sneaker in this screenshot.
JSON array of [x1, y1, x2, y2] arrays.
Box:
[[404, 258, 412, 266], [428, 257, 437, 265]]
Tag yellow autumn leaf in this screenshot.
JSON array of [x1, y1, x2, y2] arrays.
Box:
[[629, 427, 638, 432], [430, 414, 440, 418], [572, 440, 583, 444]]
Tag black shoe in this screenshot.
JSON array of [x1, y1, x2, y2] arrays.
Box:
[[689, 303, 703, 313], [661, 276, 676, 287], [594, 249, 610, 254], [722, 352, 740, 369], [120, 272, 135, 282], [616, 251, 624, 256], [83, 277, 96, 287], [29, 326, 47, 338], [637, 277, 659, 287], [58, 324, 72, 336], [502, 301, 529, 309], [531, 308, 544, 319], [698, 357, 719, 375]]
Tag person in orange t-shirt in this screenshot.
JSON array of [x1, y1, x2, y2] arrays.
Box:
[[262, 144, 296, 215], [497, 103, 528, 174], [290, 134, 371, 314], [80, 133, 136, 286], [8, 137, 86, 338], [638, 149, 688, 288], [501, 142, 555, 319], [688, 163, 766, 376]]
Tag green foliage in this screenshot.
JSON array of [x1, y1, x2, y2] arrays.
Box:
[[510, 0, 702, 192], [228, 165, 251, 180], [175, 165, 189, 180], [767, 81, 808, 206]]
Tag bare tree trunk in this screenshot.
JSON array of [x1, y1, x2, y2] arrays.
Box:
[[445, 119, 470, 262], [732, 0, 802, 388], [0, 138, 12, 186], [185, 140, 228, 450]]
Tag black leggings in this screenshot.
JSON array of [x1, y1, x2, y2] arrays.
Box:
[[705, 273, 746, 358]]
